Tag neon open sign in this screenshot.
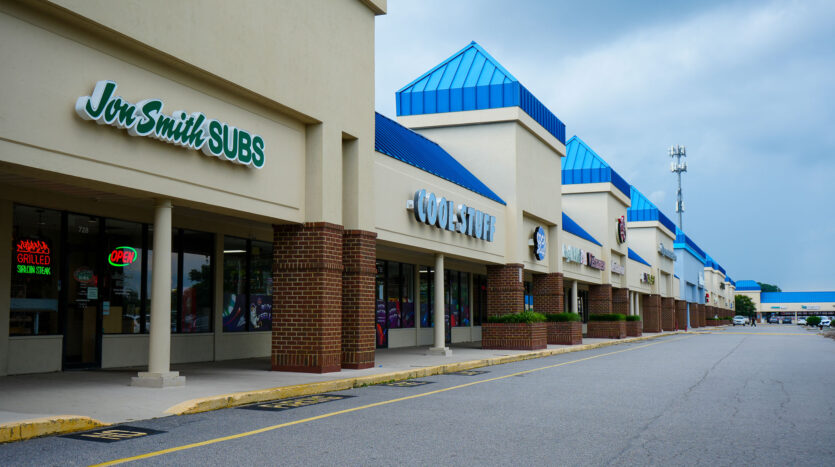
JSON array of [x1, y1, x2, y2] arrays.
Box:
[[109, 246, 138, 267], [15, 239, 52, 275]]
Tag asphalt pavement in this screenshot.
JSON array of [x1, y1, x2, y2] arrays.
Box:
[[1, 325, 833, 466]]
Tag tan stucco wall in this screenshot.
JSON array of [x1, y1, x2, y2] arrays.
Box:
[[561, 183, 630, 285], [561, 232, 603, 285], [374, 153, 505, 263], [397, 107, 565, 271], [1, 0, 380, 228]]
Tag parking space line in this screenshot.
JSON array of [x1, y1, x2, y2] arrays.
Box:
[[92, 336, 689, 466]]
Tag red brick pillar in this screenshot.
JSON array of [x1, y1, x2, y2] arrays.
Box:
[[612, 287, 629, 315], [341, 230, 377, 369], [272, 222, 343, 373], [661, 297, 675, 331], [642, 294, 662, 332], [589, 284, 613, 315], [689, 302, 699, 328], [486, 263, 524, 318], [532, 273, 564, 315], [675, 300, 687, 330], [699, 304, 706, 327]]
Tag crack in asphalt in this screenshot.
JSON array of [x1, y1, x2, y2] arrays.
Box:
[[606, 336, 747, 465]]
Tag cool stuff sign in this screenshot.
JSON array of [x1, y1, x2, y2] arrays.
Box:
[[76, 81, 265, 168]]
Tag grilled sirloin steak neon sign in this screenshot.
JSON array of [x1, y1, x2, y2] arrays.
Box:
[[75, 81, 265, 168]]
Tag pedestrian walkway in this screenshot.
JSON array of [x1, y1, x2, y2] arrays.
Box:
[[0, 332, 685, 442]]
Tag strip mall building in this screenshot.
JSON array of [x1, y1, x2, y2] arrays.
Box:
[[1, 1, 739, 383]]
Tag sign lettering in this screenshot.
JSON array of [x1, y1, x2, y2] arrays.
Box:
[[611, 261, 625, 275], [108, 246, 138, 267], [533, 226, 546, 261], [658, 242, 677, 260], [410, 189, 496, 242], [15, 239, 52, 275], [76, 81, 265, 169]]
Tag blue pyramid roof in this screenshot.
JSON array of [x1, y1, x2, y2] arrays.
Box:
[[561, 212, 601, 246], [396, 41, 566, 144], [562, 136, 631, 197], [735, 280, 761, 291], [627, 186, 677, 234], [375, 113, 505, 205]]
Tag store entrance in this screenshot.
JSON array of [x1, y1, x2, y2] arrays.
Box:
[[63, 214, 102, 369]]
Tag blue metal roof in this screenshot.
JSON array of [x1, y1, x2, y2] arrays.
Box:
[[674, 228, 707, 263], [396, 41, 566, 144], [735, 280, 761, 291], [562, 136, 631, 198], [761, 291, 835, 303], [627, 186, 677, 233], [628, 248, 651, 267], [703, 255, 727, 275], [375, 113, 505, 205], [562, 212, 602, 246]]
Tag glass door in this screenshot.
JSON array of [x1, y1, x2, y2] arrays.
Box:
[[63, 214, 102, 368]]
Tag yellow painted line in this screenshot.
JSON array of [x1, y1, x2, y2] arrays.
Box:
[[93, 336, 688, 466], [703, 331, 816, 336], [0, 416, 107, 444], [165, 331, 687, 416]]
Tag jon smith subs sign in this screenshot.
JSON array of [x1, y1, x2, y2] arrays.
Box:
[[76, 81, 265, 168]]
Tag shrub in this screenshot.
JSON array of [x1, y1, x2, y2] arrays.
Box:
[[486, 311, 546, 324], [806, 316, 822, 326], [545, 312, 581, 322], [625, 315, 641, 322], [588, 313, 626, 322], [706, 317, 722, 321]]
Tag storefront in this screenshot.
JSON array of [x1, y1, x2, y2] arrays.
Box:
[[373, 113, 505, 350], [560, 213, 604, 325], [394, 41, 567, 350], [674, 228, 708, 327], [561, 136, 632, 317], [1, 0, 385, 379], [627, 185, 678, 330]]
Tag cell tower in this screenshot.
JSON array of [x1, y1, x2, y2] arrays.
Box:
[[669, 145, 687, 230]]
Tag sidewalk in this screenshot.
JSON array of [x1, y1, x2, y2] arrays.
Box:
[[0, 331, 685, 442]]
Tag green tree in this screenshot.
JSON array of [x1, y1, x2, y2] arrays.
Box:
[[735, 295, 757, 317], [757, 282, 782, 292], [807, 316, 821, 327]]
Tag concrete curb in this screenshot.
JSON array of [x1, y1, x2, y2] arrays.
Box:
[[166, 330, 687, 416], [0, 415, 108, 444]]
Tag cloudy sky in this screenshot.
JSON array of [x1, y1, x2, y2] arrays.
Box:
[[375, 0, 835, 291]]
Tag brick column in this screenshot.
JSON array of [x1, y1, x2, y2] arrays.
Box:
[[661, 297, 675, 331], [642, 294, 662, 332], [699, 304, 706, 327], [486, 263, 524, 318], [689, 302, 699, 328], [612, 287, 629, 315], [272, 222, 343, 373], [341, 230, 376, 369], [675, 300, 687, 330], [589, 284, 613, 314], [532, 273, 564, 315]]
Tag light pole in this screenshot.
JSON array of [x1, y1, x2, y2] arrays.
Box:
[[669, 145, 687, 230]]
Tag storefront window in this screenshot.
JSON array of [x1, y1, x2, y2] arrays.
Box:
[[386, 262, 401, 329], [180, 230, 213, 333], [375, 261, 386, 347], [473, 274, 487, 325], [9, 205, 61, 336], [401, 264, 415, 328], [102, 219, 144, 334], [460, 272, 470, 327], [524, 281, 533, 311], [222, 237, 247, 332], [249, 240, 272, 332], [419, 266, 433, 327]]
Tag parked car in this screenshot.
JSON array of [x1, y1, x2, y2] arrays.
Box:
[[768, 316, 779, 324], [797, 317, 807, 325], [782, 317, 792, 324], [819, 317, 831, 327], [733, 316, 746, 326]]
